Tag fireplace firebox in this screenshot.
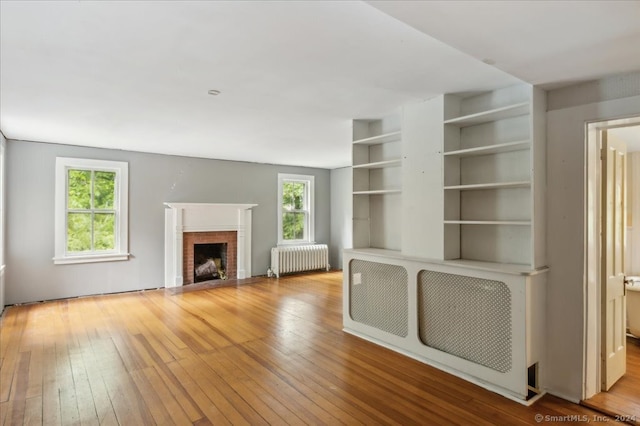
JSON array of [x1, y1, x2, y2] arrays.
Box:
[[182, 231, 237, 284], [194, 243, 227, 282]]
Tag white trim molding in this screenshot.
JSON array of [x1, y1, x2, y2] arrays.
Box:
[[0, 136, 5, 313], [164, 203, 257, 287], [584, 115, 640, 399], [54, 157, 129, 265], [277, 173, 315, 245]]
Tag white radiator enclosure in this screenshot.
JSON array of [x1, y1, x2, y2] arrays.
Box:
[[271, 244, 330, 277], [343, 249, 547, 404]]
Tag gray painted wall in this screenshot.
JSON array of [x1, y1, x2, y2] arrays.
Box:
[[545, 73, 640, 402], [329, 166, 352, 270], [5, 140, 330, 304], [547, 71, 640, 111]]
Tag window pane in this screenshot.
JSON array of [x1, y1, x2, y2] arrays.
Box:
[[94, 171, 115, 209], [282, 182, 294, 210], [68, 170, 91, 209], [282, 181, 306, 210], [67, 213, 91, 252], [293, 182, 305, 209], [94, 213, 115, 250], [283, 212, 305, 240]]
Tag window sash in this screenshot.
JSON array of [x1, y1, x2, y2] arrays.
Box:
[[282, 210, 309, 241], [65, 167, 119, 254]]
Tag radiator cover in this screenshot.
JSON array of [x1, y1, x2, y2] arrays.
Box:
[[349, 259, 408, 337], [418, 270, 512, 373]]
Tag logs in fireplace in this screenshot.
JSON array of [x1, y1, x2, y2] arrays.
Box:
[[193, 243, 227, 282]]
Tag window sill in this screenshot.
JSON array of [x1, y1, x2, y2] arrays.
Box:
[[53, 253, 130, 265], [277, 241, 316, 247]]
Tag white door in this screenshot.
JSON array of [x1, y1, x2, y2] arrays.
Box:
[[601, 130, 627, 391]]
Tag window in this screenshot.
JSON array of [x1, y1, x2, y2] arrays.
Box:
[[277, 173, 314, 245], [54, 157, 129, 264]]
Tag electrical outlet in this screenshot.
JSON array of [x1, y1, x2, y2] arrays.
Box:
[[353, 273, 362, 285]]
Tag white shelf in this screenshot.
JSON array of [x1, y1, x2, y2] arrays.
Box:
[[441, 259, 548, 276], [444, 140, 530, 158], [353, 189, 401, 195], [444, 102, 530, 127], [345, 247, 402, 257], [444, 220, 531, 226], [444, 181, 531, 191], [353, 159, 402, 169], [353, 131, 401, 145]]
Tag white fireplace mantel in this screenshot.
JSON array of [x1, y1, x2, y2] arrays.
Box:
[[164, 203, 257, 287]]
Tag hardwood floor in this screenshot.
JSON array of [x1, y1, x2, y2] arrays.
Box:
[[0, 271, 620, 425], [582, 336, 640, 425]]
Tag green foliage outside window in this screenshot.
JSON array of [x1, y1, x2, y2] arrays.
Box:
[[67, 169, 116, 252], [282, 181, 306, 240]]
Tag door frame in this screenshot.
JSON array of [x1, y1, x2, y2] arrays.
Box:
[[584, 115, 640, 399]]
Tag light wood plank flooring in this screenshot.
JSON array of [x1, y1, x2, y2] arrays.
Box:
[[582, 336, 640, 425], [0, 271, 620, 425]]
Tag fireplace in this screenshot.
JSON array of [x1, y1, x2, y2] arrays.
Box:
[[164, 203, 257, 287], [194, 243, 227, 282], [183, 231, 237, 284]]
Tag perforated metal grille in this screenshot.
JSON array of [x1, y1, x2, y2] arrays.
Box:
[[418, 270, 512, 373], [349, 260, 408, 337]]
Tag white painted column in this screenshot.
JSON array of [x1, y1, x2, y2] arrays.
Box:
[[243, 209, 252, 278], [164, 208, 175, 287], [174, 207, 184, 286], [236, 209, 246, 279], [164, 207, 184, 287]]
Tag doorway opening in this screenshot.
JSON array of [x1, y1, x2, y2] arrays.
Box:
[[582, 117, 640, 420]]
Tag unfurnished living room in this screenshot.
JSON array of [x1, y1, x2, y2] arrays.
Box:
[[1, 1, 640, 425]]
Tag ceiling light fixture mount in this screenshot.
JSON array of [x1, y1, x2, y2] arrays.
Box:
[[208, 89, 221, 96]]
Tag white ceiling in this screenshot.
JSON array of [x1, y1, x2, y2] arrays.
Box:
[[369, 1, 640, 89], [1, 1, 639, 169]]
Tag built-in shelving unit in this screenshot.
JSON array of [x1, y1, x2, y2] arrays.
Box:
[[443, 85, 546, 269], [352, 115, 402, 251], [344, 84, 547, 403]]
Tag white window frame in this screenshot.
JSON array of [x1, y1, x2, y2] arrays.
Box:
[[54, 157, 129, 264], [0, 137, 5, 276], [277, 173, 315, 245]]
